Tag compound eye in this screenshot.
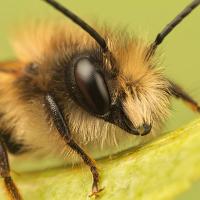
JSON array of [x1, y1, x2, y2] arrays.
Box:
[[74, 58, 110, 115]]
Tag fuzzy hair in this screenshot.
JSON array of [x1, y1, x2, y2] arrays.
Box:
[[0, 21, 171, 164]]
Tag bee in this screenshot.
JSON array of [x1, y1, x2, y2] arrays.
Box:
[[0, 0, 200, 199]]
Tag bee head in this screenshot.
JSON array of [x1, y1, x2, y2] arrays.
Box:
[[16, 22, 171, 141], [61, 30, 171, 137]]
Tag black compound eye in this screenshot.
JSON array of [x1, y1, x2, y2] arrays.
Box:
[[74, 58, 110, 115]]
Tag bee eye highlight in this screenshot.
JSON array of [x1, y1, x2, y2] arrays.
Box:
[[74, 58, 110, 115]]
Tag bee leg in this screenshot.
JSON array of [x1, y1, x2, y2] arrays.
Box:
[[170, 81, 200, 113], [0, 138, 22, 200], [45, 94, 103, 198], [66, 140, 104, 198]]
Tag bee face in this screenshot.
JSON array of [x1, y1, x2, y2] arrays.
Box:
[[65, 32, 171, 137], [17, 24, 171, 140]]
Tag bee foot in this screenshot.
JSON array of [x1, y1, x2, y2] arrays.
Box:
[[89, 185, 104, 198]]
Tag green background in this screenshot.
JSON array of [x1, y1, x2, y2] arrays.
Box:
[[0, 0, 200, 199]]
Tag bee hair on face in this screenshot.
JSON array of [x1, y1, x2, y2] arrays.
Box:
[[0, 0, 200, 199]]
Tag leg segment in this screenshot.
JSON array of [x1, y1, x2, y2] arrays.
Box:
[[0, 138, 22, 200], [170, 81, 200, 113], [45, 94, 102, 197]]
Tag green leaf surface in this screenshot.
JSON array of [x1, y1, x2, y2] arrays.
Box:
[[0, 118, 200, 200]]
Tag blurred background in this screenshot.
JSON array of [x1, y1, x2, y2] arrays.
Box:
[[0, 0, 199, 199]]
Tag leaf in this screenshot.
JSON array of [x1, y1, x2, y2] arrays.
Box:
[[1, 118, 200, 200]]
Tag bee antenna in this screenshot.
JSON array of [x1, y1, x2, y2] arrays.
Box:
[[42, 0, 108, 52], [146, 0, 200, 60]]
